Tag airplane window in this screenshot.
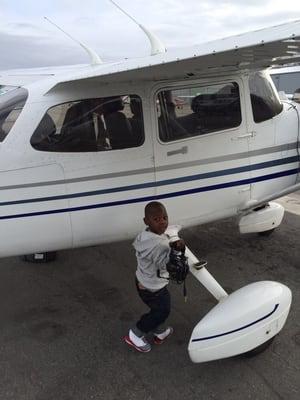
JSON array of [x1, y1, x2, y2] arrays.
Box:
[[271, 71, 300, 98], [156, 82, 241, 142], [249, 72, 283, 123], [31, 94, 145, 152], [0, 86, 28, 142]]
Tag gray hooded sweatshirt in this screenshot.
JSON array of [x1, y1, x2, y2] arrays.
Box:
[[133, 229, 171, 291]]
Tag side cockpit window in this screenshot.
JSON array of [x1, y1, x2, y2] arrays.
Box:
[[249, 72, 283, 123], [157, 82, 242, 142], [0, 86, 28, 142], [31, 95, 145, 152]]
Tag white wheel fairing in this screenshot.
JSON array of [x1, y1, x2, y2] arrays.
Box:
[[188, 281, 292, 363]]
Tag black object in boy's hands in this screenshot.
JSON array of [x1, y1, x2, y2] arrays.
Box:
[[169, 239, 186, 252], [166, 247, 189, 284]]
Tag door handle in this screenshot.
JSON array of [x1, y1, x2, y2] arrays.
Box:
[[167, 146, 188, 156], [238, 131, 256, 139], [232, 132, 256, 140]]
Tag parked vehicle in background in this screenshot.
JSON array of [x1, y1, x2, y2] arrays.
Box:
[[271, 65, 300, 102]]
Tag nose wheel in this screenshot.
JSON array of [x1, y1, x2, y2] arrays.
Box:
[[185, 246, 291, 363], [243, 336, 275, 357]]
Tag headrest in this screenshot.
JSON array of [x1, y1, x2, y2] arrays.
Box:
[[102, 97, 124, 115], [191, 95, 204, 113], [130, 97, 142, 116]]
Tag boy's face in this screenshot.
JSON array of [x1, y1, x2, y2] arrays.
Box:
[[144, 206, 168, 235]]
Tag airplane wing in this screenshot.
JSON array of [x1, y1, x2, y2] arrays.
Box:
[[48, 20, 300, 93], [0, 64, 89, 86]]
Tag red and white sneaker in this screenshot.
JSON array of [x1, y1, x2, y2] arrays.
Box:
[[153, 327, 174, 345], [124, 330, 151, 353]]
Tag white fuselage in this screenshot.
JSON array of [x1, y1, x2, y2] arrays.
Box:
[[0, 70, 299, 257]]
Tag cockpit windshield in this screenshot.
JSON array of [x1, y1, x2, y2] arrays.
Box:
[[0, 86, 28, 142]]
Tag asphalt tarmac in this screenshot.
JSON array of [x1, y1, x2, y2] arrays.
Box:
[[0, 194, 299, 400]]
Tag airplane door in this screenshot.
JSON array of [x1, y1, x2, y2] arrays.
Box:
[[247, 72, 299, 201], [152, 80, 251, 225], [66, 145, 155, 247], [38, 94, 155, 247]]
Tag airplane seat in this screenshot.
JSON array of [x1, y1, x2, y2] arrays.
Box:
[[102, 97, 124, 114], [226, 97, 241, 126], [181, 95, 205, 134], [60, 101, 97, 151], [158, 114, 189, 141], [191, 95, 203, 114], [177, 113, 199, 134], [103, 97, 134, 149], [129, 97, 144, 145], [190, 94, 241, 133]]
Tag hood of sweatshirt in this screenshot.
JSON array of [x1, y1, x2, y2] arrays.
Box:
[[133, 229, 168, 257]]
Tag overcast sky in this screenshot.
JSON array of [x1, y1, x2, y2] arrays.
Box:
[[1, 0, 300, 70]]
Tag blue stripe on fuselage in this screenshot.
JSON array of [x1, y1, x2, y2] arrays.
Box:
[[0, 155, 299, 207], [0, 167, 298, 220]]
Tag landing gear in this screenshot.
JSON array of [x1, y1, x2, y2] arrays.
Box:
[[239, 202, 284, 234], [21, 252, 57, 263], [243, 336, 275, 357], [184, 243, 291, 363]]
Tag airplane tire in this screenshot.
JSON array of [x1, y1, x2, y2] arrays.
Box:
[[242, 336, 275, 357], [258, 228, 275, 237], [21, 252, 57, 263]]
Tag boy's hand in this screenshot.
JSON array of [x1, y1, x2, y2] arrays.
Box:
[[170, 239, 186, 252]]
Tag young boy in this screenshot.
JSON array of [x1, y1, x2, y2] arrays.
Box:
[[124, 201, 185, 353]]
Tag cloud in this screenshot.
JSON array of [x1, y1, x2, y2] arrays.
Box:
[[1, 0, 300, 69], [0, 32, 87, 69]]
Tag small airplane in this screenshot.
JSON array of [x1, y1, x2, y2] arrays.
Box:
[[1, 2, 300, 362]]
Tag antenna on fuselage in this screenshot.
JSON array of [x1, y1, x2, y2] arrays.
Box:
[[44, 16, 102, 65], [109, 0, 166, 56]]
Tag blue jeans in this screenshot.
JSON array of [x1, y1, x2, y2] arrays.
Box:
[[135, 279, 171, 334]]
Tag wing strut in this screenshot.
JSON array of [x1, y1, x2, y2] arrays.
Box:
[[109, 0, 166, 56], [239, 182, 300, 212]]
